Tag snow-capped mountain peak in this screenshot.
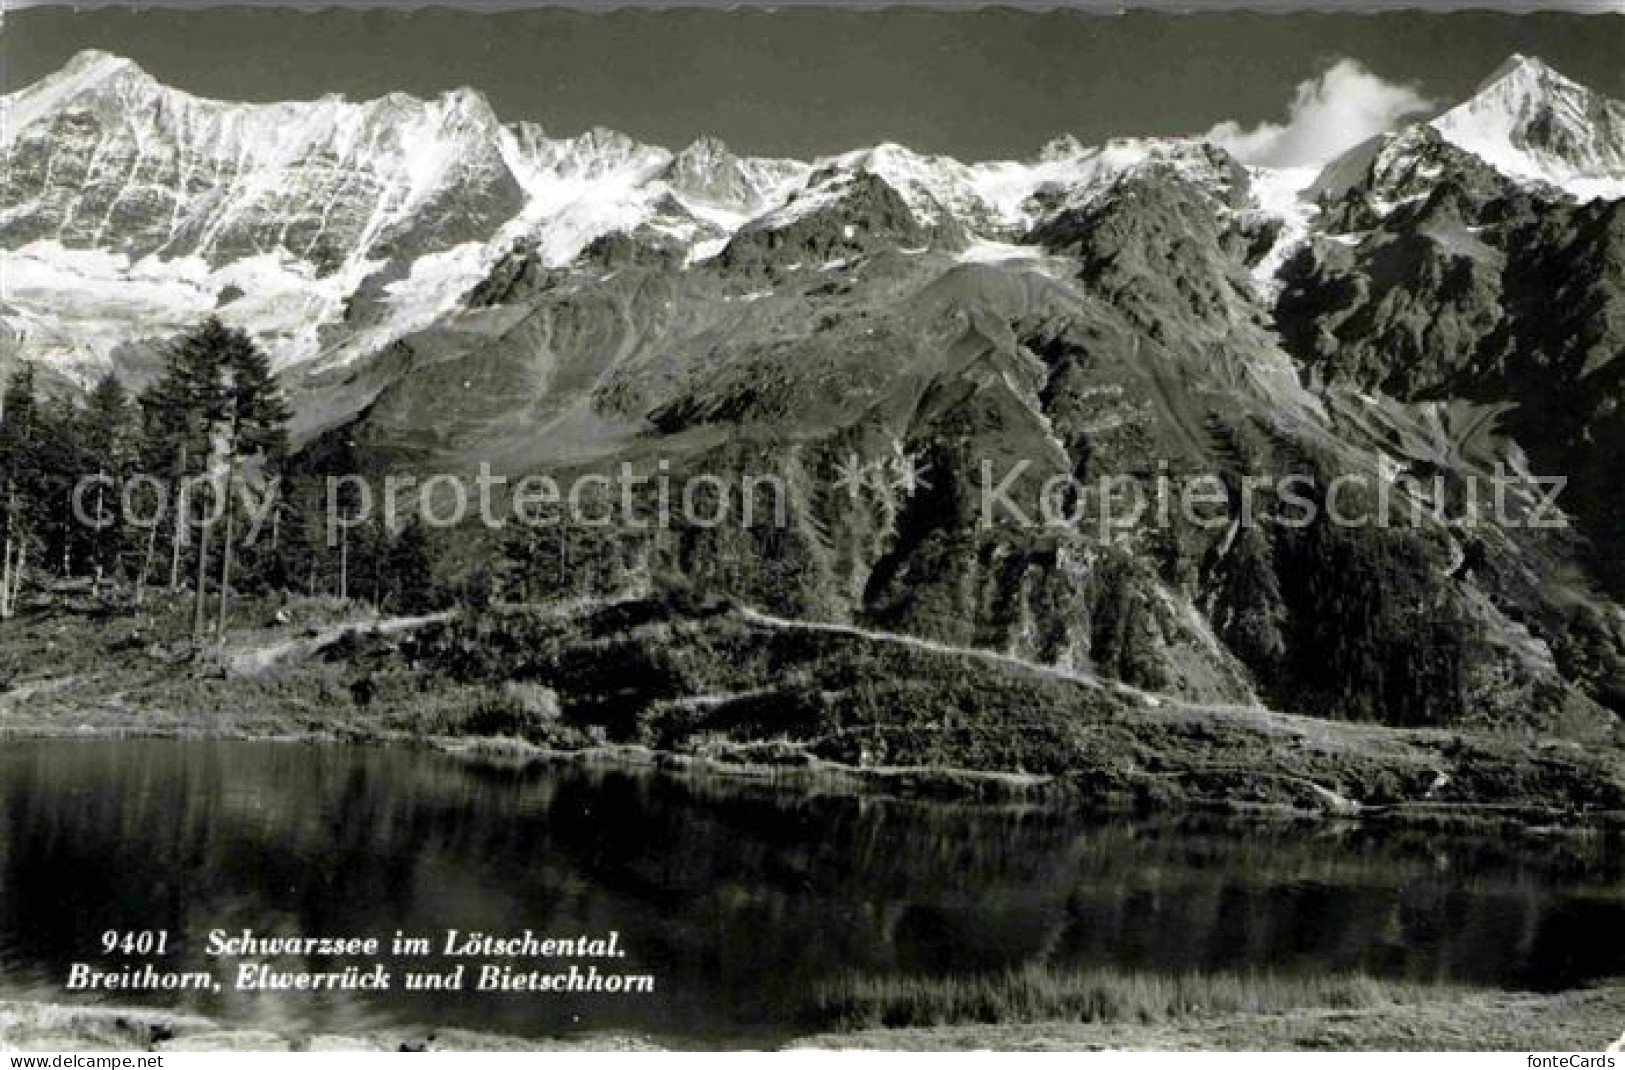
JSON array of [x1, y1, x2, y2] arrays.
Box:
[[1475, 53, 1558, 92], [29, 47, 149, 91], [661, 136, 808, 216], [1038, 134, 1088, 163], [2, 52, 532, 378], [1432, 54, 1625, 200], [2, 49, 523, 268], [9, 49, 1620, 390], [4, 49, 161, 131]]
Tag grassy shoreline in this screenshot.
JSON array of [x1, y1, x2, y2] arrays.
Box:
[[4, 718, 1621, 838], [5, 977, 1623, 1051], [791, 980, 1625, 1051], [1, 592, 1621, 832], [811, 967, 1483, 1033]]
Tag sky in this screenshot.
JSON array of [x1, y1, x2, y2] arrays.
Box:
[[6, 6, 1625, 161]]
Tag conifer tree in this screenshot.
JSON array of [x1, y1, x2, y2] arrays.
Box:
[[0, 365, 40, 618], [138, 318, 288, 639], [213, 328, 290, 636], [79, 374, 139, 589], [385, 518, 440, 613], [141, 319, 228, 603]]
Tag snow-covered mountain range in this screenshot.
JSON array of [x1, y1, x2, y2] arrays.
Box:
[[5, 50, 1619, 386], [7, 49, 1625, 745]]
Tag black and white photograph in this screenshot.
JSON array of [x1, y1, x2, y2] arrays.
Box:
[[0, 0, 1622, 1055]]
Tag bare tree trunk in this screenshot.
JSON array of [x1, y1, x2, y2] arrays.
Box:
[[191, 505, 211, 642], [91, 478, 106, 593], [135, 513, 159, 607], [1, 537, 12, 620], [2, 484, 15, 619], [339, 524, 349, 603], [168, 445, 189, 592], [215, 456, 237, 639], [2, 480, 24, 619], [61, 493, 72, 577], [9, 540, 26, 616]]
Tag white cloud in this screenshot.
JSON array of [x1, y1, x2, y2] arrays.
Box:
[[1205, 59, 1433, 168]]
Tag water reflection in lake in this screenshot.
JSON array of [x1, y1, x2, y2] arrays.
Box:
[[0, 740, 1618, 1045]]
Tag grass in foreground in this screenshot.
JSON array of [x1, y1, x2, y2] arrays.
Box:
[[811, 966, 1479, 1031]]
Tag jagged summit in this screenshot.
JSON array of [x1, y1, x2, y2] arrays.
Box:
[[5, 49, 158, 130], [1473, 53, 1555, 93], [662, 136, 807, 215], [50, 47, 145, 79], [39, 47, 151, 84], [1303, 56, 1625, 217], [1433, 53, 1625, 200], [1310, 124, 1530, 217], [1039, 134, 1088, 163]]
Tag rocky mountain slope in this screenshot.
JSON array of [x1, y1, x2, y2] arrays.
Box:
[[4, 51, 1625, 758]]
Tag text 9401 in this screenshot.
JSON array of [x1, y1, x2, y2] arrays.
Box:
[[101, 931, 170, 956]]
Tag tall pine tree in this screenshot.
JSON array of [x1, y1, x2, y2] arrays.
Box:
[[140, 319, 228, 603], [79, 374, 139, 589], [0, 365, 40, 618], [138, 318, 288, 639], [213, 327, 290, 635]]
